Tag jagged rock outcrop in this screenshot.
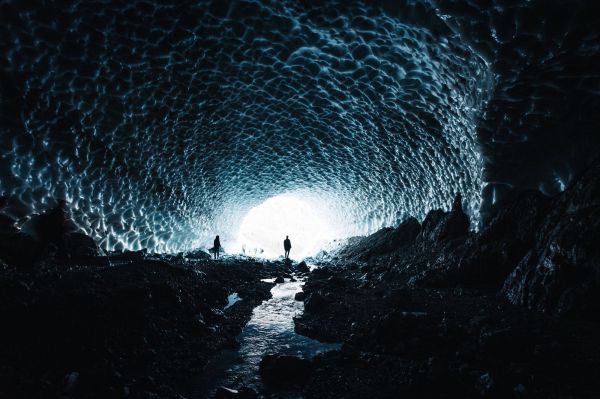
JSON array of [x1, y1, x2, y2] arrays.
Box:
[[503, 160, 600, 318], [337, 217, 421, 261], [418, 193, 470, 242], [64, 232, 100, 258], [330, 159, 600, 320], [457, 190, 552, 287]]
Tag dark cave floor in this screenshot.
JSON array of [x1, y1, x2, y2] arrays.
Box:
[[293, 266, 600, 399], [1, 252, 598, 399]]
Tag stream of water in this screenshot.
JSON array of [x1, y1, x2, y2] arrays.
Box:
[[196, 275, 341, 397]]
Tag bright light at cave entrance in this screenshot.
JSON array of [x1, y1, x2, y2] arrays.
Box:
[[235, 195, 336, 259]]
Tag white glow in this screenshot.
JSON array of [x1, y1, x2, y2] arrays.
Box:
[[233, 194, 337, 259]]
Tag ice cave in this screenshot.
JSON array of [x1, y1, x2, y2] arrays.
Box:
[[1, 1, 599, 398]]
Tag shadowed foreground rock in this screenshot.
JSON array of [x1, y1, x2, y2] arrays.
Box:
[[259, 354, 312, 387], [503, 159, 600, 317], [0, 256, 276, 399]]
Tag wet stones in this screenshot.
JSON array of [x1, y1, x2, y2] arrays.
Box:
[[297, 261, 310, 274]]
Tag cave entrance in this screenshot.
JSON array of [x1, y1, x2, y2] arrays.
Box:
[[234, 194, 336, 259]]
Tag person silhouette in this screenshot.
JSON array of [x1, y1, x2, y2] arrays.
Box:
[[283, 235, 291, 259], [213, 235, 221, 260]]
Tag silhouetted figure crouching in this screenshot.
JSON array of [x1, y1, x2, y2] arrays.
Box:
[[213, 235, 221, 260], [284, 235, 291, 260]]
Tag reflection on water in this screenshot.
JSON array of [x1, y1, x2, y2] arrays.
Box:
[[239, 278, 340, 363], [198, 276, 341, 395], [224, 292, 242, 310]]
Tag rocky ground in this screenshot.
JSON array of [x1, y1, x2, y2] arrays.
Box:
[[293, 269, 600, 398], [0, 250, 297, 399]]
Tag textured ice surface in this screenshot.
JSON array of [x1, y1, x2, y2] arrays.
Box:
[[0, 1, 598, 252]]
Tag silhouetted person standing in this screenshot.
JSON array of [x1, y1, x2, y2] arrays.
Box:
[[284, 235, 291, 259], [213, 235, 221, 260]]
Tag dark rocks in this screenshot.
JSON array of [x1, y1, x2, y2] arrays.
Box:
[[185, 249, 211, 260], [109, 249, 148, 262], [337, 217, 421, 260], [0, 232, 37, 267], [294, 291, 306, 301], [0, 228, 99, 264], [419, 194, 470, 242], [286, 166, 600, 398], [64, 232, 99, 257], [274, 276, 285, 283], [0, 213, 17, 233], [304, 292, 328, 312], [297, 261, 310, 273], [311, 267, 333, 279], [372, 310, 430, 351], [418, 209, 447, 242], [0, 257, 275, 398], [259, 354, 312, 386], [503, 159, 600, 318], [454, 190, 553, 287]]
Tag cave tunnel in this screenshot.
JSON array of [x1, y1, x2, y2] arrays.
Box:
[[2, 0, 598, 255], [2, 1, 600, 398]]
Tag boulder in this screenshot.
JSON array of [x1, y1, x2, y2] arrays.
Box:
[[294, 292, 306, 301], [304, 292, 328, 312], [274, 276, 285, 284], [65, 232, 99, 258], [259, 354, 312, 386], [311, 267, 333, 279], [297, 261, 310, 273]]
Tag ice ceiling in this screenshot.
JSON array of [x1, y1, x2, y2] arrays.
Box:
[[0, 0, 599, 253]]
